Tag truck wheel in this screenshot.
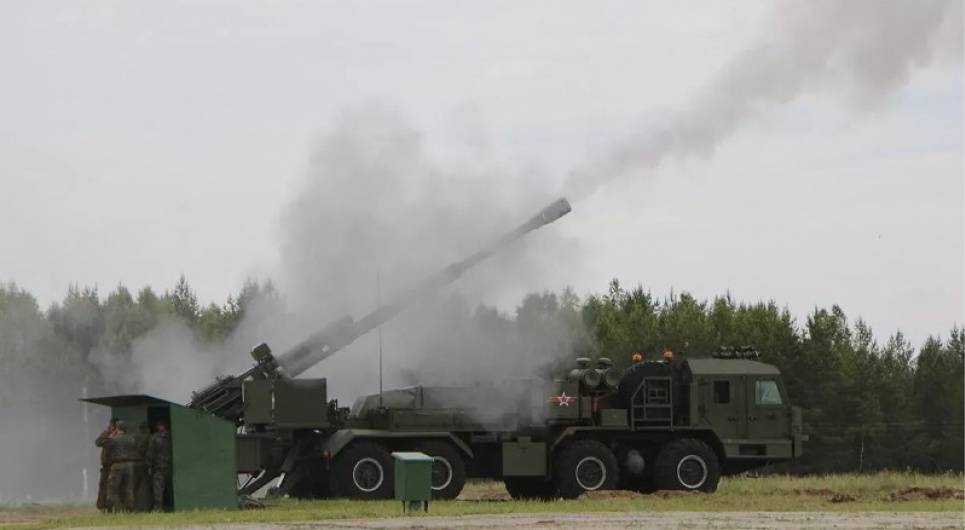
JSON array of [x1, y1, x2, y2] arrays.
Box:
[[287, 457, 333, 499], [653, 438, 720, 492], [416, 441, 466, 500], [330, 441, 394, 499], [504, 477, 558, 500], [554, 440, 619, 499]]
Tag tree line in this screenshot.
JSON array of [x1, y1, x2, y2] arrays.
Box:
[[0, 276, 961, 500], [573, 280, 963, 474]]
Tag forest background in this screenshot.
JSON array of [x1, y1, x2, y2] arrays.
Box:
[[0, 275, 961, 502]]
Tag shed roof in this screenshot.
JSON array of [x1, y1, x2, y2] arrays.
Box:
[[80, 394, 179, 408], [685, 358, 780, 376]]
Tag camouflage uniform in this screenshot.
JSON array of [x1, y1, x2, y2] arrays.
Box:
[[134, 423, 151, 508], [94, 426, 118, 511], [96, 423, 142, 512], [146, 428, 173, 511]]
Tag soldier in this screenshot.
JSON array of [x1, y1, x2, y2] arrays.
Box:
[[146, 420, 173, 511], [94, 418, 119, 512], [135, 422, 152, 510], [95, 420, 141, 512]]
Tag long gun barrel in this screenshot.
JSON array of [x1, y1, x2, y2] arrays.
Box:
[[278, 196, 572, 376], [188, 197, 571, 421]]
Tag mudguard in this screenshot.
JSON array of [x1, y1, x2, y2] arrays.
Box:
[[321, 429, 474, 460]]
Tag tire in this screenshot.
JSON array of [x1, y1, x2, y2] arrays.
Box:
[[287, 457, 333, 499], [653, 438, 720, 492], [553, 440, 619, 499], [330, 441, 394, 499], [416, 440, 467, 500], [504, 476, 559, 500]]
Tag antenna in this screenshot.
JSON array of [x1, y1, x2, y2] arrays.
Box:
[[377, 266, 384, 408], [82, 379, 89, 500]]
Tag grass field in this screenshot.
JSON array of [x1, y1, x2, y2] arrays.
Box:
[[1, 472, 962, 529]]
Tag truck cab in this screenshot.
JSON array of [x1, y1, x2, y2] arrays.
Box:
[[685, 357, 804, 463]]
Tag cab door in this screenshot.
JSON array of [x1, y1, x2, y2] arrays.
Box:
[[745, 377, 793, 457], [700, 377, 744, 440]]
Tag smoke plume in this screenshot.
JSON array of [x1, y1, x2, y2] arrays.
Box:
[[88, 290, 292, 404], [93, 0, 964, 406], [566, 0, 963, 200], [86, 102, 583, 407], [258, 103, 581, 402]]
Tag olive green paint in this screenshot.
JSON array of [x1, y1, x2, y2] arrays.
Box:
[[502, 439, 547, 476], [391, 452, 434, 504], [170, 404, 238, 511]]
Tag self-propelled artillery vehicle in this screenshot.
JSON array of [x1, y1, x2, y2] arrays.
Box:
[[184, 196, 579, 498], [314, 347, 806, 500], [88, 195, 805, 506], [188, 190, 803, 501]]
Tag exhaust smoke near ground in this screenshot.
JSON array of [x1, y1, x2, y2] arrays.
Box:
[[566, 0, 963, 200], [0, 286, 103, 502], [89, 291, 291, 404]]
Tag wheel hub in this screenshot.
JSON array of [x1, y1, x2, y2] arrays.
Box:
[[575, 456, 607, 491], [676, 455, 708, 489], [352, 457, 384, 492]]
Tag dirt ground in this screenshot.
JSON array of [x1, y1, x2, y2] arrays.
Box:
[[120, 511, 963, 530]]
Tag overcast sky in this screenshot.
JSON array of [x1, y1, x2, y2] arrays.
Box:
[[1, 0, 962, 347]]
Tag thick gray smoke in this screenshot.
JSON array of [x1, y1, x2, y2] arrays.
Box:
[[89, 292, 290, 404], [91, 318, 221, 403], [566, 0, 963, 199], [274, 104, 568, 319], [87, 102, 583, 407], [260, 103, 581, 402]]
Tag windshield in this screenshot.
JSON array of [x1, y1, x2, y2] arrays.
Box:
[[755, 379, 783, 406]]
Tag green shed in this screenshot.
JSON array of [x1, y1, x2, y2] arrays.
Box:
[[81, 394, 238, 512]]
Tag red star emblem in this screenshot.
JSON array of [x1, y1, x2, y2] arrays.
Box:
[[548, 392, 576, 407]]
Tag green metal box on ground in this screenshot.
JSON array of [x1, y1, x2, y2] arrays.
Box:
[[391, 451, 433, 510], [81, 394, 238, 512]]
